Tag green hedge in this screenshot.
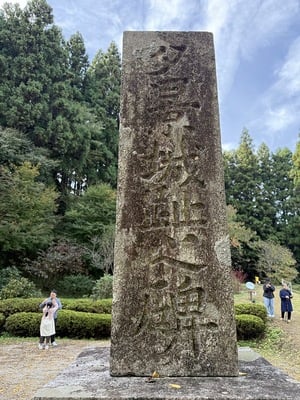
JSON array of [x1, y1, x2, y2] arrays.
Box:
[[234, 303, 267, 323], [4, 310, 111, 339], [56, 310, 111, 339], [1, 299, 266, 341], [5, 312, 41, 337], [0, 312, 5, 331], [0, 298, 41, 317], [0, 297, 112, 317], [62, 298, 112, 314], [235, 314, 266, 340]]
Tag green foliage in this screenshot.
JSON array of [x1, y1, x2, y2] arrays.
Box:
[[24, 240, 87, 290], [0, 266, 21, 290], [235, 314, 266, 340], [235, 303, 268, 323], [0, 298, 42, 317], [257, 240, 298, 283], [0, 162, 58, 259], [56, 310, 111, 339], [55, 274, 95, 297], [224, 130, 300, 273], [291, 138, 300, 188], [0, 313, 5, 331], [0, 297, 112, 317], [0, 277, 42, 300], [0, 127, 57, 184], [62, 184, 116, 244], [62, 298, 112, 313], [4, 310, 111, 339], [257, 326, 284, 352], [84, 42, 121, 187], [90, 274, 113, 300], [5, 312, 41, 337], [84, 226, 115, 274]]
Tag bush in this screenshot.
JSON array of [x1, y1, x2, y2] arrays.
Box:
[[0, 298, 43, 317], [0, 267, 21, 290], [0, 313, 5, 332], [235, 314, 266, 340], [90, 274, 113, 300], [0, 277, 42, 299], [4, 310, 111, 339], [0, 297, 112, 317], [235, 303, 268, 323], [5, 312, 41, 337], [55, 274, 95, 297], [62, 298, 112, 314], [56, 310, 111, 338]]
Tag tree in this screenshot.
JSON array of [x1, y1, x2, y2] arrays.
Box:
[[291, 137, 300, 188], [255, 143, 277, 239], [227, 205, 259, 280], [224, 129, 260, 233], [257, 241, 298, 283], [23, 240, 87, 290], [67, 32, 89, 101], [0, 161, 58, 264], [0, 0, 95, 211], [83, 225, 115, 275], [0, 126, 58, 184], [61, 183, 116, 244], [84, 42, 121, 187]]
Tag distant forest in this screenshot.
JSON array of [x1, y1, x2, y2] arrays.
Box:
[[0, 0, 299, 297]]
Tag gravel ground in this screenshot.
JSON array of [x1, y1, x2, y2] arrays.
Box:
[[0, 339, 109, 400]]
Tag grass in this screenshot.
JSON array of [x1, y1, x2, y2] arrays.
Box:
[[235, 282, 300, 380]]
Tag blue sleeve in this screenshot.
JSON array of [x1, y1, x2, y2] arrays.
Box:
[[56, 297, 62, 309]]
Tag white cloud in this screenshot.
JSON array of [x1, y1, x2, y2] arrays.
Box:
[[199, 0, 300, 103], [250, 36, 300, 137]]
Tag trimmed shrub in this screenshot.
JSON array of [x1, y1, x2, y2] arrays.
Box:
[[56, 310, 111, 339], [0, 312, 6, 332], [235, 303, 268, 323], [235, 314, 266, 340], [4, 310, 111, 339], [0, 298, 42, 317], [5, 312, 41, 337], [62, 298, 112, 314], [0, 298, 112, 317]]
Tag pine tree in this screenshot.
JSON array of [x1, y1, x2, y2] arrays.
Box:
[[84, 42, 121, 187]]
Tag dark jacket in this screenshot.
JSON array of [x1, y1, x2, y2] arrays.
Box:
[[280, 288, 293, 312], [263, 283, 275, 298]]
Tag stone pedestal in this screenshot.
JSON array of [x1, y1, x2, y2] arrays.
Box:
[[33, 347, 300, 400], [110, 31, 238, 377]]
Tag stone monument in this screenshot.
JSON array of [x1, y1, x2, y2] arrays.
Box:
[[110, 31, 238, 377]]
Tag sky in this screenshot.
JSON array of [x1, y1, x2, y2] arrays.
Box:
[[1, 0, 300, 153]]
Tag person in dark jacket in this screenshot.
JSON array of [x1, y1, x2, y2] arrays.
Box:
[[279, 283, 293, 322], [263, 278, 275, 317]]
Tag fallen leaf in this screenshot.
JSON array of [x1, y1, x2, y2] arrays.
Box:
[[169, 384, 181, 389], [152, 371, 160, 378]]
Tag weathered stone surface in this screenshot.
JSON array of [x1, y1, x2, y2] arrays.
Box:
[[110, 31, 238, 377], [33, 346, 300, 399]]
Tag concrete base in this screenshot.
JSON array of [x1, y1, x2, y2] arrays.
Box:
[[33, 346, 300, 400]]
